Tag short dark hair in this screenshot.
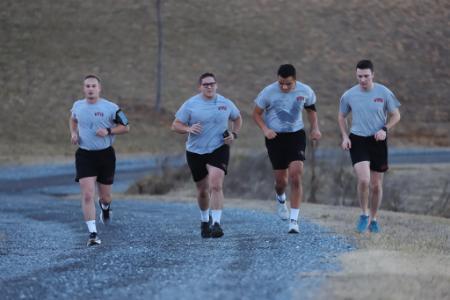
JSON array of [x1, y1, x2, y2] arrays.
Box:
[[84, 74, 101, 83], [277, 64, 296, 78], [356, 60, 374, 72], [198, 72, 216, 84]]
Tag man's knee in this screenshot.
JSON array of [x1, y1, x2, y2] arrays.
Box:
[[209, 180, 223, 193], [289, 174, 302, 189], [370, 182, 382, 193], [82, 190, 95, 203], [358, 178, 370, 189]]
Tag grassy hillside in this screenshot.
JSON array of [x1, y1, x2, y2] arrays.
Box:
[[1, 0, 449, 163]]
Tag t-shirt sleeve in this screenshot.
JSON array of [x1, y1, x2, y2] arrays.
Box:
[[254, 89, 268, 109], [111, 103, 120, 121], [175, 102, 191, 124], [70, 102, 78, 119], [385, 90, 401, 112], [339, 94, 351, 116], [305, 88, 317, 106], [229, 101, 240, 120]]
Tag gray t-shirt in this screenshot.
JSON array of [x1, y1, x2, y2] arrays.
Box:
[[71, 98, 119, 150], [339, 83, 401, 137], [254, 81, 316, 132], [175, 93, 240, 154]]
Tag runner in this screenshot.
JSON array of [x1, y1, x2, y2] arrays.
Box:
[[338, 59, 401, 233], [171, 72, 242, 238], [253, 64, 321, 233], [69, 74, 130, 246]]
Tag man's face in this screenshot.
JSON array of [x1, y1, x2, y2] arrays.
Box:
[[278, 76, 296, 93], [83, 78, 101, 100], [356, 68, 374, 90], [199, 76, 217, 99]]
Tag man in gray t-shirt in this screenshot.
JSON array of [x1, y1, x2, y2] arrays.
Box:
[[253, 64, 322, 234], [69, 75, 130, 246], [338, 60, 401, 234], [172, 72, 242, 238]]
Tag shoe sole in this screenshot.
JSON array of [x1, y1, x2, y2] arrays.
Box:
[[87, 239, 102, 246], [211, 232, 224, 238], [288, 228, 299, 234]]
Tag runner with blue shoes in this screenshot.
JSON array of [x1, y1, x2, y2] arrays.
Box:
[[338, 60, 401, 233]]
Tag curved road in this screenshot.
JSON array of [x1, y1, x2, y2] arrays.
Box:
[[0, 154, 358, 299]]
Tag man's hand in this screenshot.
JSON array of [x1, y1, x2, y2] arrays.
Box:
[[374, 129, 387, 141], [223, 131, 235, 145], [188, 123, 202, 134], [310, 128, 322, 141], [71, 132, 79, 145], [341, 136, 351, 150], [263, 128, 277, 140], [96, 128, 109, 137]]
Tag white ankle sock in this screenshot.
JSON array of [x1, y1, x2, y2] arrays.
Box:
[[276, 193, 286, 203], [200, 209, 210, 222], [86, 220, 97, 233], [211, 210, 222, 224], [290, 208, 300, 221]]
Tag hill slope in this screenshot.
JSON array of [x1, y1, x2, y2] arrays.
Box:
[[1, 0, 449, 162]]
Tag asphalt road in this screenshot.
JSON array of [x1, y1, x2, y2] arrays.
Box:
[[0, 154, 356, 300]]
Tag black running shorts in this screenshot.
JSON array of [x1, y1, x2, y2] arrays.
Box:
[[349, 133, 388, 172], [265, 129, 306, 170], [186, 144, 230, 182], [75, 147, 116, 184]]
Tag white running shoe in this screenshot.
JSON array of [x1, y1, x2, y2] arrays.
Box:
[[277, 201, 289, 220], [288, 219, 299, 234]]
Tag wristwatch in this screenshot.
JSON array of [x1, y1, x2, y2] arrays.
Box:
[[107, 128, 112, 135], [381, 126, 388, 132], [232, 132, 238, 139]]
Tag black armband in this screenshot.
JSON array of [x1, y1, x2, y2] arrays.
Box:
[[304, 104, 316, 112], [114, 109, 129, 126]]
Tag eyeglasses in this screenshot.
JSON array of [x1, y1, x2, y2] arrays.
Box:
[[201, 82, 216, 88]]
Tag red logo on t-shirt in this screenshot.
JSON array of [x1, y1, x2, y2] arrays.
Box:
[[373, 98, 384, 103], [218, 106, 227, 111], [296, 96, 305, 102]]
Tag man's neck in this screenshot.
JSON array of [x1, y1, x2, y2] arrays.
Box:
[[360, 83, 374, 92], [86, 97, 100, 104]]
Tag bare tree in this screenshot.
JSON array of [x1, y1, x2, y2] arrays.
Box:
[[155, 0, 163, 111]]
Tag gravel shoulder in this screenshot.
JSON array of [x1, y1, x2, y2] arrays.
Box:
[[129, 194, 450, 300]]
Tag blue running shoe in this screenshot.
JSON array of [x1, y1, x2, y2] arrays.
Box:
[[369, 220, 380, 233], [356, 215, 369, 233]]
